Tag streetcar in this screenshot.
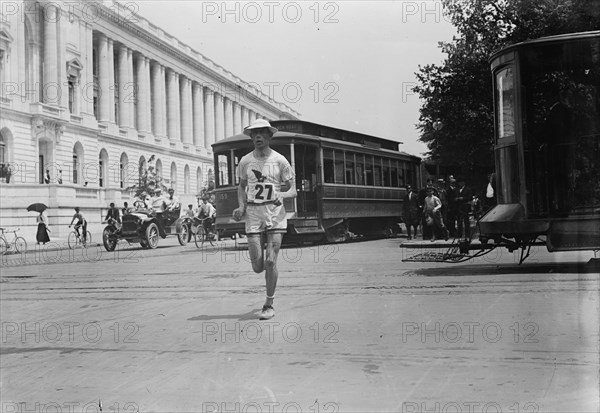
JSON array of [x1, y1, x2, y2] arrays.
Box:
[[479, 30, 600, 258], [212, 120, 421, 243]]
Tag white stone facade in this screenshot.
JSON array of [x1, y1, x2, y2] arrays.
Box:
[[0, 0, 299, 240]]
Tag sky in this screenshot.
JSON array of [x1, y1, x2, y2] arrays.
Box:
[[132, 1, 457, 156]]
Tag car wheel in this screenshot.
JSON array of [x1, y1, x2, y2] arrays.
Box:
[[102, 228, 118, 251], [145, 223, 159, 249]]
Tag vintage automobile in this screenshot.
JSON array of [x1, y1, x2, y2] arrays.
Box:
[[102, 200, 191, 251]]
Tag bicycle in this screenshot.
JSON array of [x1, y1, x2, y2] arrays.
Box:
[[68, 226, 91, 249], [0, 227, 27, 255], [192, 217, 216, 249]]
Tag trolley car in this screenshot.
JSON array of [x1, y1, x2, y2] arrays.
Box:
[[480, 30, 600, 256], [402, 31, 599, 264], [212, 120, 421, 242]]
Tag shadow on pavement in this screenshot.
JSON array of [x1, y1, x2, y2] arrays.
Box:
[[188, 308, 261, 322], [412, 261, 600, 277]]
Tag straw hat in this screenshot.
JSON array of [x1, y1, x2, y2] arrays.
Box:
[[243, 119, 278, 136]]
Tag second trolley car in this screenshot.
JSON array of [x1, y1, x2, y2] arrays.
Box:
[[212, 120, 421, 242], [480, 30, 600, 254]]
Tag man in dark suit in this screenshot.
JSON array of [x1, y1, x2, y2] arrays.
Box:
[[445, 177, 458, 237], [403, 185, 420, 240], [455, 177, 473, 240]]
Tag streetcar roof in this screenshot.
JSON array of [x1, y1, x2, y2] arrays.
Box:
[[489, 30, 600, 63], [212, 120, 420, 160], [212, 130, 419, 160]]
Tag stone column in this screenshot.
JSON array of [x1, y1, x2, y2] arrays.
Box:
[[159, 65, 167, 137], [167, 69, 180, 141], [127, 48, 134, 128], [135, 53, 148, 132], [204, 87, 215, 148], [180, 76, 193, 145], [214, 92, 224, 141], [151, 62, 163, 137], [84, 23, 94, 114], [97, 34, 110, 121], [241, 106, 249, 130], [145, 57, 152, 134], [107, 39, 115, 122], [192, 82, 205, 147], [233, 102, 242, 135], [224, 97, 234, 138], [117, 45, 129, 127]]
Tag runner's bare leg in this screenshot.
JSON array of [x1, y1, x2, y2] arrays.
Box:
[[247, 234, 264, 273], [264, 232, 283, 307]]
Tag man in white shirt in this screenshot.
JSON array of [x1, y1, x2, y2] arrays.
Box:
[[232, 119, 297, 320]]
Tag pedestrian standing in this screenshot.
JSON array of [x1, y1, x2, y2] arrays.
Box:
[[455, 177, 473, 240], [403, 185, 420, 240], [232, 119, 297, 320], [36, 210, 50, 244], [422, 188, 449, 242]]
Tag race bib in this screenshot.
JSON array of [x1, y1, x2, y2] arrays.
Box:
[[253, 183, 275, 203]]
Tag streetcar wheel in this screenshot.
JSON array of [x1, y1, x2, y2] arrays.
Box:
[[145, 223, 159, 249]]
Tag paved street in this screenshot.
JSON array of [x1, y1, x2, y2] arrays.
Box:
[[1, 238, 598, 413]]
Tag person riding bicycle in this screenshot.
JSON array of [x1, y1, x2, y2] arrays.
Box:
[[197, 196, 216, 236], [68, 207, 88, 244]]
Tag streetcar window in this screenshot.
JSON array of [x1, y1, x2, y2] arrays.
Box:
[[364, 156, 374, 185], [398, 162, 406, 187], [391, 160, 399, 187], [383, 158, 391, 187], [355, 153, 365, 185], [374, 157, 382, 186], [334, 150, 344, 184], [323, 148, 334, 184], [345, 152, 355, 185], [233, 148, 248, 185], [496, 66, 515, 141], [217, 154, 230, 186]]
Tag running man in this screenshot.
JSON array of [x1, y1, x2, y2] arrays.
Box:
[[68, 207, 88, 245], [232, 119, 297, 320]]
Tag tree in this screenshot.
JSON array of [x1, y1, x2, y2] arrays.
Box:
[[126, 155, 166, 199], [413, 0, 600, 175]]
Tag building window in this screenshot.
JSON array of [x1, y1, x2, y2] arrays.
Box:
[[99, 156, 104, 187], [68, 77, 75, 113], [120, 162, 124, 188], [73, 154, 78, 184]]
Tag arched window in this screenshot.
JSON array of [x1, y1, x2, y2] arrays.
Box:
[[170, 162, 177, 191], [196, 166, 203, 194], [184, 164, 190, 194], [72, 142, 84, 184], [99, 149, 109, 187], [119, 152, 128, 189]]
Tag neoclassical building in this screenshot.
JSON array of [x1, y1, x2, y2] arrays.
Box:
[[0, 0, 298, 239]]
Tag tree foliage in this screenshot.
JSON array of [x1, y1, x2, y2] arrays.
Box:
[[414, 0, 600, 173], [126, 154, 167, 199]]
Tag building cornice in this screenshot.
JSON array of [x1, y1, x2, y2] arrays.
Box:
[[85, 1, 299, 118]]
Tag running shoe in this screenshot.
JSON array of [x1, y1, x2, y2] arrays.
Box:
[[259, 305, 275, 320]]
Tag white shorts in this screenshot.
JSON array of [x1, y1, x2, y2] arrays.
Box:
[[245, 202, 287, 234]]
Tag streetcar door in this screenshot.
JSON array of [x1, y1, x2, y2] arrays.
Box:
[[294, 144, 318, 217]]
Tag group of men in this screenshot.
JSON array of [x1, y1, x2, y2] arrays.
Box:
[[403, 176, 474, 242]]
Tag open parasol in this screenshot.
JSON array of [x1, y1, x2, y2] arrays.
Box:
[[26, 203, 48, 213]]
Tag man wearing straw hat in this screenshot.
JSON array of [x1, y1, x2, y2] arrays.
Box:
[[232, 119, 297, 320]]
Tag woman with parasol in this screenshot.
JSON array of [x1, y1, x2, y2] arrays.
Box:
[[28, 203, 50, 244]]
